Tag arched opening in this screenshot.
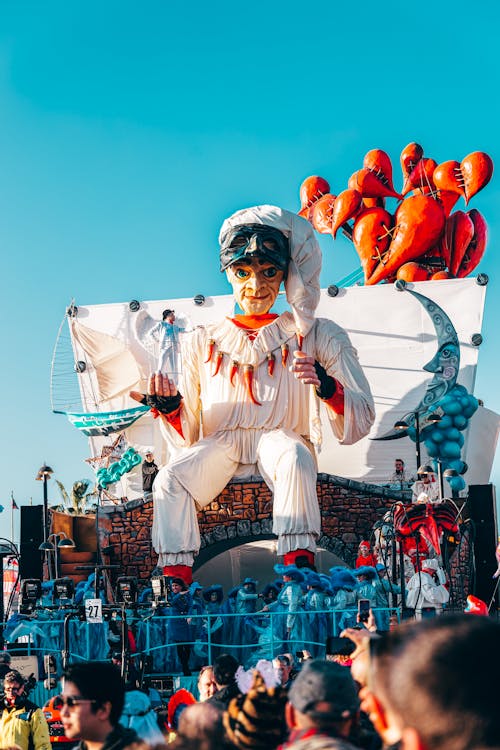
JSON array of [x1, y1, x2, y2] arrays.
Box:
[[194, 538, 348, 591]]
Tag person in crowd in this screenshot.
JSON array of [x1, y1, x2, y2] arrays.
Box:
[[59, 661, 138, 750], [189, 582, 206, 668], [329, 567, 358, 633], [261, 583, 280, 606], [235, 577, 259, 616], [176, 701, 224, 750], [206, 654, 240, 712], [406, 558, 449, 618], [355, 542, 377, 569], [279, 659, 361, 750], [354, 567, 377, 606], [390, 458, 413, 487], [263, 565, 307, 654], [119, 690, 164, 745], [142, 451, 159, 496], [232, 577, 259, 663], [353, 615, 500, 750], [169, 577, 193, 676], [224, 670, 288, 750], [0, 651, 12, 680], [372, 564, 403, 631], [130, 205, 375, 585], [273, 654, 294, 689], [197, 665, 217, 702], [0, 669, 51, 750], [302, 572, 328, 657], [203, 585, 225, 660], [411, 471, 439, 503], [166, 688, 197, 743]]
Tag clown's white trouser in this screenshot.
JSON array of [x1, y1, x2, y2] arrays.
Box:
[[152, 427, 320, 566]]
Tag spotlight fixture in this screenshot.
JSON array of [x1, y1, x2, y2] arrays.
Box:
[[53, 578, 75, 604], [151, 575, 170, 605], [115, 576, 137, 605], [19, 579, 42, 615]]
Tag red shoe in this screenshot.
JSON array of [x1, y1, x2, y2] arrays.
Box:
[[283, 549, 315, 568], [162, 564, 193, 585]]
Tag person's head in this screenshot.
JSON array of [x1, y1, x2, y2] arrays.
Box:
[[242, 577, 257, 592], [3, 670, 25, 706], [272, 654, 293, 686], [286, 659, 359, 736], [162, 309, 175, 322], [368, 615, 500, 750], [213, 654, 239, 688], [197, 666, 217, 702], [177, 701, 224, 750], [358, 541, 371, 556], [145, 451, 154, 461], [60, 662, 125, 740], [223, 670, 288, 749], [0, 651, 11, 667], [171, 577, 188, 595], [394, 458, 405, 473]]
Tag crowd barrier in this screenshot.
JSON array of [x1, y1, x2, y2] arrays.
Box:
[[0, 605, 398, 669]]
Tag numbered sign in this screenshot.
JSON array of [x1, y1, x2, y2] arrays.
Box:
[[85, 598, 103, 623]]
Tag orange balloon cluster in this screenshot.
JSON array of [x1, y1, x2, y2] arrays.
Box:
[[298, 145, 493, 284]]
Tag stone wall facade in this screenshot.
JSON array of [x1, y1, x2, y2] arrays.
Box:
[[97, 474, 412, 581]]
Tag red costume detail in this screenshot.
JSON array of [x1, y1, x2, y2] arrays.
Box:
[[163, 407, 184, 438], [162, 564, 193, 585], [204, 338, 215, 363], [167, 689, 196, 731], [212, 350, 223, 377], [267, 352, 275, 377], [283, 548, 315, 567], [356, 540, 377, 568], [230, 360, 239, 386], [324, 380, 345, 415], [281, 343, 289, 367], [243, 364, 261, 405], [394, 502, 459, 566]]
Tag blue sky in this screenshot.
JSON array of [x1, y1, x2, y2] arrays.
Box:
[[1, 1, 499, 542]]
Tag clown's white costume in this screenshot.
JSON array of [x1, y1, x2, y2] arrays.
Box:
[[150, 206, 375, 575]]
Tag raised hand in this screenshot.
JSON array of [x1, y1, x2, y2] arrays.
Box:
[[129, 373, 182, 415], [290, 351, 321, 387]]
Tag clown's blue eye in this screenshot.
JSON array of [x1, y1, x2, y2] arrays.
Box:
[[262, 267, 278, 278], [235, 268, 249, 278]]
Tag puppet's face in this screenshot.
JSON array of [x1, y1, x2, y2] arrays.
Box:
[[226, 257, 283, 315]]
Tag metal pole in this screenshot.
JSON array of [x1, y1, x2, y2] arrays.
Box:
[[43, 476, 48, 542], [415, 411, 421, 473], [437, 459, 444, 500]]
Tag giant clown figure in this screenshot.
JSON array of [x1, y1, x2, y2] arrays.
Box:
[[131, 205, 375, 583]]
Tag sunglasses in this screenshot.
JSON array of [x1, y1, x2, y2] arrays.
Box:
[[53, 695, 97, 710]]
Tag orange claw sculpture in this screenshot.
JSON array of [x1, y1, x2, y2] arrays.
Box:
[[298, 143, 493, 283]]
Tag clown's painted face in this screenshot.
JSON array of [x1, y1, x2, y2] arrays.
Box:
[[226, 258, 284, 315]]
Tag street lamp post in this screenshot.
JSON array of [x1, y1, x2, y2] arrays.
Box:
[[394, 411, 442, 475], [35, 464, 54, 544], [39, 532, 75, 580]]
